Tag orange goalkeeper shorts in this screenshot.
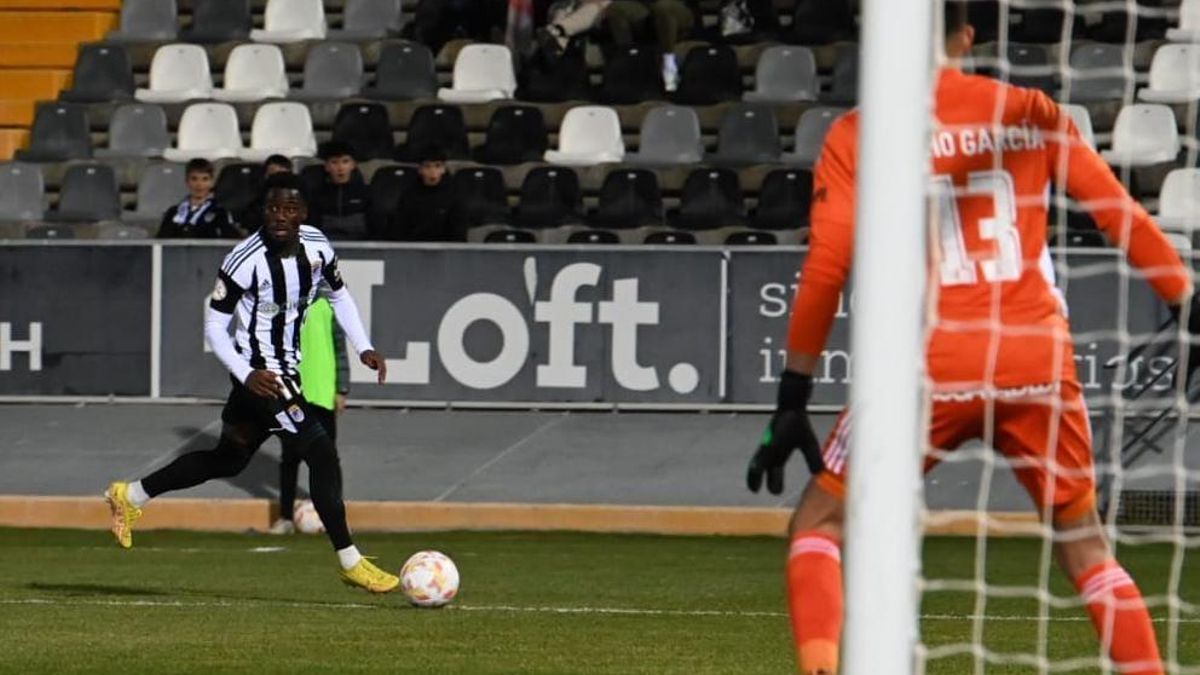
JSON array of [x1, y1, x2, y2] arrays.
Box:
[[814, 379, 1096, 522]]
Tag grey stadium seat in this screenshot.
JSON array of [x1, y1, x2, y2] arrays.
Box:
[[327, 0, 403, 40], [97, 223, 151, 240], [52, 164, 121, 222], [15, 103, 91, 162], [826, 44, 859, 104], [0, 162, 45, 222], [96, 103, 170, 158], [125, 163, 187, 224], [182, 0, 252, 43], [1062, 43, 1132, 102], [106, 0, 177, 42], [708, 104, 782, 165], [293, 42, 363, 101], [27, 224, 80, 239], [625, 105, 703, 166], [744, 46, 818, 103], [366, 42, 437, 101], [783, 106, 846, 166], [59, 43, 134, 103]]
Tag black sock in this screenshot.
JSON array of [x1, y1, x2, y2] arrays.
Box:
[[293, 427, 353, 551]]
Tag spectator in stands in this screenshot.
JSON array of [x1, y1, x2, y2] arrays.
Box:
[[603, 0, 696, 91], [411, 0, 509, 53], [311, 141, 371, 241], [157, 159, 238, 238], [241, 155, 293, 232], [388, 144, 463, 242], [538, 0, 611, 57]]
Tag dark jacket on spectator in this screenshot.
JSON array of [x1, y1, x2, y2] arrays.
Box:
[[311, 171, 371, 241], [157, 197, 238, 238], [389, 178, 464, 242]]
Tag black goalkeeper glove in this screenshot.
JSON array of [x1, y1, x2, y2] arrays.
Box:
[[746, 371, 823, 495]]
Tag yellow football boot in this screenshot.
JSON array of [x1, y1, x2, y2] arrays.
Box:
[[339, 558, 399, 594], [103, 481, 142, 549]]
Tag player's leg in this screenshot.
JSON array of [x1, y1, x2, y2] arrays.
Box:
[[272, 439, 301, 534], [996, 382, 1162, 673]]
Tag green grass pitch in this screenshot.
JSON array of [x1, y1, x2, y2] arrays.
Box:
[[0, 528, 1195, 673]]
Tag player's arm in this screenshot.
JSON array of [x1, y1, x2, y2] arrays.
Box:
[[748, 119, 857, 495], [205, 269, 253, 384], [320, 252, 387, 384]]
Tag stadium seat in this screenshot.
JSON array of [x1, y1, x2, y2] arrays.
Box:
[[0, 162, 44, 222], [327, 0, 403, 40], [213, 44, 288, 102], [1165, 231, 1192, 251], [708, 104, 782, 165], [724, 230, 778, 246], [452, 167, 510, 230], [136, 44, 213, 104], [106, 0, 177, 42], [1063, 43, 1130, 102], [394, 105, 469, 161], [182, 0, 251, 43], [1157, 168, 1200, 231], [1001, 43, 1055, 93], [163, 103, 243, 161], [1100, 104, 1181, 167], [1167, 0, 1200, 42], [516, 166, 583, 229], [96, 103, 169, 158], [332, 103, 394, 161], [1062, 103, 1095, 149], [59, 43, 134, 103], [625, 105, 703, 166], [365, 42, 437, 101], [293, 42, 363, 101], [566, 229, 619, 244], [1009, 7, 1072, 44], [518, 46, 590, 102], [97, 223, 150, 240], [744, 46, 818, 103], [790, 0, 856, 44], [483, 228, 537, 243], [26, 224, 79, 240], [1052, 228, 1108, 248], [124, 162, 186, 224], [438, 44, 516, 103], [15, 103, 91, 162], [214, 162, 264, 221], [544, 106, 624, 166], [783, 107, 846, 166], [1138, 45, 1200, 104], [473, 105, 548, 165], [826, 44, 859, 104], [672, 168, 743, 230], [242, 102, 316, 162], [597, 46, 665, 105], [52, 163, 120, 222], [592, 169, 662, 229], [251, 0, 326, 43], [643, 230, 696, 245], [367, 165, 417, 237], [751, 168, 813, 231], [673, 44, 741, 105]]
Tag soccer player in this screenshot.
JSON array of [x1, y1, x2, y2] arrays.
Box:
[[105, 173, 399, 593], [746, 5, 1190, 674]]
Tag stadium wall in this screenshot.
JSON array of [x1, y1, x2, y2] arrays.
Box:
[[0, 242, 1176, 408]]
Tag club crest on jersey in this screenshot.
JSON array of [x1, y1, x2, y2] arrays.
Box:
[[211, 279, 227, 301], [286, 404, 305, 423]]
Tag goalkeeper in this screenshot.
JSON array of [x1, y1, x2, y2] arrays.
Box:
[[746, 4, 1190, 674], [270, 286, 350, 535]]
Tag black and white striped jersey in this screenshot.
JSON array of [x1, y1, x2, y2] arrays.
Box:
[[208, 225, 344, 378]]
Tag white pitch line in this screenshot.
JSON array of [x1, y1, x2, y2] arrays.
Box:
[[0, 598, 1197, 624]]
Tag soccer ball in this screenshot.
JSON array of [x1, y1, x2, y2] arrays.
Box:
[[293, 500, 325, 534], [400, 550, 459, 608]]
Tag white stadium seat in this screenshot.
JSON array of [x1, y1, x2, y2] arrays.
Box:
[[1157, 168, 1200, 232], [241, 102, 316, 162], [1138, 45, 1200, 103], [212, 44, 288, 102], [1100, 104, 1181, 167], [163, 103, 243, 161], [135, 44, 212, 103], [437, 44, 517, 103], [1167, 0, 1200, 42], [1062, 103, 1095, 149], [250, 0, 326, 43], [544, 106, 624, 166]]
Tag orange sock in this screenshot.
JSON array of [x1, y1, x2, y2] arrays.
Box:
[[1074, 560, 1163, 674], [787, 531, 843, 675]]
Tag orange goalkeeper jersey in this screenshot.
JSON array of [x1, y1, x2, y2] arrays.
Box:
[[788, 68, 1191, 391]]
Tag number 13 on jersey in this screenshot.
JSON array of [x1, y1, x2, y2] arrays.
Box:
[[931, 169, 1023, 286]]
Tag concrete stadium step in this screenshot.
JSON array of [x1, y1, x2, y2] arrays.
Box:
[[0, 69, 71, 100], [0, 11, 116, 42], [0, 43, 80, 68]]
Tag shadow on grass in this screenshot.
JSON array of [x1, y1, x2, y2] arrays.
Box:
[[26, 582, 170, 598]]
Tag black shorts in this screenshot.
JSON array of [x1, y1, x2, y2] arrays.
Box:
[[221, 375, 330, 441]]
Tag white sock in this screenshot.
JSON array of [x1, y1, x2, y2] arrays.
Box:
[[126, 480, 150, 508], [337, 545, 363, 570]]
